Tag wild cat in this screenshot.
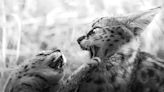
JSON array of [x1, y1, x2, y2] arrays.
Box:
[[58, 7, 164, 92]]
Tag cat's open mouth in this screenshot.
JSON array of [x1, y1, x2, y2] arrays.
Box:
[[89, 45, 99, 58], [48, 55, 65, 70]]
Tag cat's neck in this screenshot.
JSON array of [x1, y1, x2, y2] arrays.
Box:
[[103, 37, 140, 62], [102, 38, 140, 79]]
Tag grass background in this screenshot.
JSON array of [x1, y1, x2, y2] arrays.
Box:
[[0, 0, 163, 91]]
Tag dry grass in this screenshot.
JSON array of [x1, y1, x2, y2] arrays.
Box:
[[0, 0, 163, 91]]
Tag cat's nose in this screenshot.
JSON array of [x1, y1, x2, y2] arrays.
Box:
[[77, 36, 86, 44]]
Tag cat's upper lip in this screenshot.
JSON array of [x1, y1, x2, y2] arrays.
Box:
[[77, 36, 86, 44], [80, 45, 88, 50]]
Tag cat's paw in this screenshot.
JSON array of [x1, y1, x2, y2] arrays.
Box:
[[88, 57, 101, 66]]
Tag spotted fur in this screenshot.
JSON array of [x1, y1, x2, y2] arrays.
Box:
[[4, 49, 67, 92], [75, 7, 164, 92], [130, 51, 164, 92], [77, 7, 160, 60]]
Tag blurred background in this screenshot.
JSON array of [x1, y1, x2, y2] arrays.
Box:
[[0, 0, 163, 91]]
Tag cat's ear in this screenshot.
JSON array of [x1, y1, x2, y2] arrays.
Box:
[[125, 7, 161, 35]]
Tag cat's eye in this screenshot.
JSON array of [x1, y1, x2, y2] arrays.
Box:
[[93, 28, 101, 33], [87, 26, 104, 37], [87, 30, 95, 37], [93, 27, 104, 33]]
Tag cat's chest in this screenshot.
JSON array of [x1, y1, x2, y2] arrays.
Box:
[[108, 53, 135, 79], [77, 58, 131, 92], [77, 64, 114, 92]]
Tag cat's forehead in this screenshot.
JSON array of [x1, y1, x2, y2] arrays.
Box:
[[92, 17, 125, 28]]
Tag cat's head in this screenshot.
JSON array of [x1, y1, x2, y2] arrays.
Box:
[[77, 7, 160, 59]]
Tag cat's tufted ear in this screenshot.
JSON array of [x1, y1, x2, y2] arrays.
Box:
[[124, 7, 161, 35]]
